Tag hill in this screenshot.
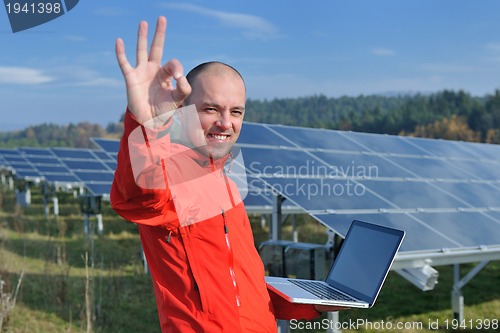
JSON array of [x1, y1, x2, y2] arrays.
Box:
[[2, 89, 500, 148]]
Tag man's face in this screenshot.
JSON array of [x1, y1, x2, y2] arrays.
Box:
[[186, 71, 246, 160]]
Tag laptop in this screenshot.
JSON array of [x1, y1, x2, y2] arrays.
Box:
[[265, 220, 405, 308]]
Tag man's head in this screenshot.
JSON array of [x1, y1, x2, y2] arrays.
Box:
[[183, 62, 246, 160]]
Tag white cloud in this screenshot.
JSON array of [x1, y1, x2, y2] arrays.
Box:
[[163, 3, 282, 40], [75, 77, 122, 87], [52, 66, 122, 87], [371, 47, 396, 56], [486, 42, 500, 51], [0, 66, 55, 85]]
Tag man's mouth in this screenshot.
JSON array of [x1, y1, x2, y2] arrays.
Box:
[[208, 133, 231, 141]]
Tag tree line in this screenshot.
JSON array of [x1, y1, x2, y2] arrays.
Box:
[[1, 89, 500, 148], [245, 89, 500, 144]]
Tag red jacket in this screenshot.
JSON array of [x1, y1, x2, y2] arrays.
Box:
[[111, 110, 319, 332]]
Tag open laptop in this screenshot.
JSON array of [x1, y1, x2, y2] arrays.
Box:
[[266, 220, 405, 308]]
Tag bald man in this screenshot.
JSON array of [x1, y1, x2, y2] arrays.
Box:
[[111, 17, 337, 332]]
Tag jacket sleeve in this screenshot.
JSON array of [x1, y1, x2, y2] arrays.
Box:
[[110, 109, 179, 229], [268, 289, 321, 320]]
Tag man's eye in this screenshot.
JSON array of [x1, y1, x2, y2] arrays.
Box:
[[205, 108, 217, 113], [232, 110, 243, 116]]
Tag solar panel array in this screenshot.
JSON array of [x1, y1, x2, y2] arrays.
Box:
[[1, 123, 500, 256], [236, 122, 500, 254], [0, 145, 116, 198]]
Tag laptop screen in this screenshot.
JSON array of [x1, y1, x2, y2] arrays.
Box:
[[326, 220, 404, 303]]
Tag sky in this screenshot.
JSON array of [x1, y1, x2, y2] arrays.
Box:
[[2, 0, 500, 131]]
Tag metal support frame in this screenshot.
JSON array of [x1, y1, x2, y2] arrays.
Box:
[[52, 196, 59, 222], [272, 193, 346, 333], [452, 261, 490, 321], [327, 312, 341, 333], [271, 194, 284, 241], [81, 195, 103, 237], [272, 194, 290, 333], [42, 183, 50, 218], [15, 182, 31, 207]]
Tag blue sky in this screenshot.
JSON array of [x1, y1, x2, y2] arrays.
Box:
[[2, 0, 500, 131]]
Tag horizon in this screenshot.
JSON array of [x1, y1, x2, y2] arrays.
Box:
[[0, 88, 494, 132]]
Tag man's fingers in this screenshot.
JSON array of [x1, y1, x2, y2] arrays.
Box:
[[162, 59, 191, 103], [163, 58, 184, 80], [173, 75, 192, 104], [115, 38, 133, 76], [136, 21, 149, 66], [149, 16, 167, 63]]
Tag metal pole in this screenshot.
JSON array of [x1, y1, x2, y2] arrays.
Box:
[[452, 264, 464, 321], [96, 214, 103, 236], [52, 196, 59, 217], [84, 213, 90, 237], [271, 195, 283, 241], [327, 312, 342, 333]]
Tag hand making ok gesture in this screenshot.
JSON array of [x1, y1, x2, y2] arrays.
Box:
[[115, 16, 191, 124]]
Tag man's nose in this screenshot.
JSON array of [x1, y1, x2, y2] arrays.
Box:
[[216, 112, 232, 130]]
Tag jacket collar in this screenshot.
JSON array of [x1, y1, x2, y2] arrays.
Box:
[[172, 140, 231, 171]]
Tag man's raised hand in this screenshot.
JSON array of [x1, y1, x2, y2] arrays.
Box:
[[115, 16, 191, 124]]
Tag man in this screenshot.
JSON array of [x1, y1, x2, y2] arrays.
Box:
[[111, 16, 340, 332]]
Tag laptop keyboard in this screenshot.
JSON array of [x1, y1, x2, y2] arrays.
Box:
[[289, 279, 358, 302]]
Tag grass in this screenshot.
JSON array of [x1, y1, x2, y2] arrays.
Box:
[[0, 185, 499, 332]]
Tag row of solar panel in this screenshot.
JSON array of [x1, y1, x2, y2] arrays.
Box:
[[235, 123, 500, 253], [1, 124, 500, 254], [0, 144, 117, 197], [238, 123, 500, 161]]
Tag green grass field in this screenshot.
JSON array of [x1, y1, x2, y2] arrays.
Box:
[[0, 185, 498, 333]]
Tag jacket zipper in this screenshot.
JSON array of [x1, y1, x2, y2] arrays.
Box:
[[222, 210, 241, 307]]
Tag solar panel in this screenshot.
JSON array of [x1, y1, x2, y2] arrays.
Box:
[[0, 148, 43, 181], [105, 161, 117, 171], [238, 123, 294, 147], [93, 151, 114, 161], [18, 147, 54, 156], [0, 148, 19, 156], [91, 138, 120, 154], [240, 146, 325, 176], [237, 122, 500, 262], [310, 213, 460, 252], [25, 156, 61, 165], [313, 151, 413, 179], [3, 123, 500, 262], [62, 160, 110, 171], [85, 183, 112, 197], [73, 171, 114, 182], [51, 148, 96, 159], [43, 174, 80, 183], [4, 155, 27, 163], [402, 136, 483, 160], [336, 130, 427, 156], [45, 147, 116, 198], [15, 169, 42, 179], [460, 141, 500, 162], [268, 124, 363, 151]]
